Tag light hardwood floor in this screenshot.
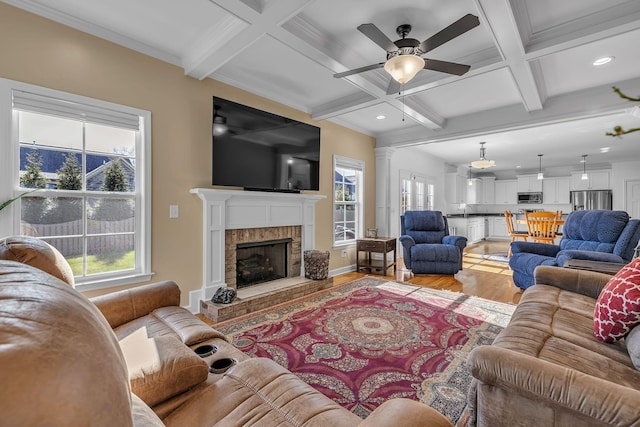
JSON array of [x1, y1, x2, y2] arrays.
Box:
[[335, 239, 522, 305]]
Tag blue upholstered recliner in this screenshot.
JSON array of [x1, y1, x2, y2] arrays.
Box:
[[509, 210, 640, 289], [400, 210, 468, 275]]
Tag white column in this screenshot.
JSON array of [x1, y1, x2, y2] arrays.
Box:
[[375, 147, 395, 237]]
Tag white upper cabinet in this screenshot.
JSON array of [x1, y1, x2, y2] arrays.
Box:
[[542, 177, 570, 204], [480, 177, 495, 204], [517, 174, 543, 192], [495, 180, 517, 204], [445, 173, 467, 204], [570, 170, 611, 190]]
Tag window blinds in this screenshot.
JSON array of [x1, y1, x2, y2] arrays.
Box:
[[12, 90, 140, 130]]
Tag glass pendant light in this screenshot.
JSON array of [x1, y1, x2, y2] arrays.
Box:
[[537, 154, 544, 180], [581, 154, 588, 180]]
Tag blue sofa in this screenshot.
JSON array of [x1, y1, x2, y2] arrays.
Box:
[[399, 210, 467, 275], [509, 210, 640, 289]]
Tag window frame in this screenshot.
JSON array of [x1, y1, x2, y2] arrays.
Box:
[[333, 155, 364, 248], [0, 78, 152, 292]]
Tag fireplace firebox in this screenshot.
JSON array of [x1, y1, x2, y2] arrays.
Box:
[[235, 238, 291, 288]]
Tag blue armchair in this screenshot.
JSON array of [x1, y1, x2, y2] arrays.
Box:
[[509, 210, 640, 289], [400, 210, 468, 275]]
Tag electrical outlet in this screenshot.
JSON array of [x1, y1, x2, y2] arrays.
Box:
[[341, 249, 347, 258]]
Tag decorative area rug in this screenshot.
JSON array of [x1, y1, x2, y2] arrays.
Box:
[[216, 277, 515, 425]]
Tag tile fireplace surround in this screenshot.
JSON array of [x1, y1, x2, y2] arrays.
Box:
[[189, 188, 325, 316]]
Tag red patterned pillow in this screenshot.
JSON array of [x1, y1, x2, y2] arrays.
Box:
[[594, 258, 640, 343]]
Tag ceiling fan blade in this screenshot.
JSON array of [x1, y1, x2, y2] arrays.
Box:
[[333, 62, 384, 79], [357, 23, 397, 51], [424, 59, 471, 76], [386, 78, 401, 95], [419, 14, 480, 53]]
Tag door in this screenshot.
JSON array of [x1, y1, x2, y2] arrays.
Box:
[[626, 180, 640, 218]]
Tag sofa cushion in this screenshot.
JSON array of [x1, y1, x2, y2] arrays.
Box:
[[594, 258, 640, 343], [119, 329, 209, 407]]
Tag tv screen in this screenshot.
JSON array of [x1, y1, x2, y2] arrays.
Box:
[[212, 96, 320, 192]]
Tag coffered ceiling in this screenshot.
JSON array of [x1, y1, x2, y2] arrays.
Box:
[[5, 0, 640, 177]]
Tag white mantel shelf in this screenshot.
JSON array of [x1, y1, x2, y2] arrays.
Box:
[[188, 188, 325, 312]]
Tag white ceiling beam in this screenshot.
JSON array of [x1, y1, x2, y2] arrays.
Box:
[[475, 0, 544, 112], [184, 0, 314, 80]]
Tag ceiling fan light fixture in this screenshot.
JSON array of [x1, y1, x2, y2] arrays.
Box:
[[384, 55, 425, 84], [470, 142, 496, 169]]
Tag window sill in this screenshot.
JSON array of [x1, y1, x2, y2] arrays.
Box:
[[75, 272, 155, 292], [333, 241, 356, 250]]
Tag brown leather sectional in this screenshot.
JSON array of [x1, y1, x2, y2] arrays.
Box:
[[0, 235, 452, 426], [467, 265, 640, 426]]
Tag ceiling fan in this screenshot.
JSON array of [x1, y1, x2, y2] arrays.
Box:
[[334, 14, 480, 95]]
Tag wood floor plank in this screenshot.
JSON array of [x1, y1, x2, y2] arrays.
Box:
[[334, 240, 522, 305]]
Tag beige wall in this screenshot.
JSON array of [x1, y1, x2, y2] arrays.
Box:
[[0, 3, 376, 304]]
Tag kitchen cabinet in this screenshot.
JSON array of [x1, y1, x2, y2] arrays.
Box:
[[494, 180, 517, 205], [488, 217, 509, 238], [466, 178, 482, 204], [445, 173, 467, 204], [446, 217, 467, 238], [480, 177, 495, 204], [517, 174, 543, 193], [467, 217, 487, 243], [571, 170, 611, 191], [466, 177, 495, 205], [542, 177, 570, 204]]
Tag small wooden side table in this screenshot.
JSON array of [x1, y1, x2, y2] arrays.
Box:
[[356, 237, 397, 275]]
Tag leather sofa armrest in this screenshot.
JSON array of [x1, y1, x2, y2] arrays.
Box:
[[534, 265, 612, 299], [468, 345, 640, 425], [91, 281, 181, 329], [358, 398, 453, 427]]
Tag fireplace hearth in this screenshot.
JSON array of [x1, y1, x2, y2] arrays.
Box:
[[236, 238, 291, 288]]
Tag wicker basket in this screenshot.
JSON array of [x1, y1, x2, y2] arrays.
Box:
[[303, 250, 330, 280]]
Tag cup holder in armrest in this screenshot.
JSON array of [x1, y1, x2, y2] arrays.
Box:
[[194, 344, 218, 358], [209, 358, 236, 374]]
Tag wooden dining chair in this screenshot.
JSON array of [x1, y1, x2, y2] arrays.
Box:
[[525, 211, 558, 244], [505, 210, 528, 256]]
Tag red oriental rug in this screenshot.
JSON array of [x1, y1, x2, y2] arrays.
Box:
[[216, 277, 515, 426]]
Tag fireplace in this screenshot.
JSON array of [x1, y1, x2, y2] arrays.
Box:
[[225, 225, 301, 289], [236, 238, 291, 288], [190, 188, 324, 307]]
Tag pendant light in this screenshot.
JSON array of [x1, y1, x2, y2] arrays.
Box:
[[581, 154, 588, 180], [471, 142, 496, 169], [467, 165, 473, 186], [537, 154, 544, 180]]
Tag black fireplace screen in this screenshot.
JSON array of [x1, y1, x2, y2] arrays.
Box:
[[236, 238, 291, 288]]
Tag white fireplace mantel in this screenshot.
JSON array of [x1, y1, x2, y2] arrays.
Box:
[[188, 188, 324, 312]]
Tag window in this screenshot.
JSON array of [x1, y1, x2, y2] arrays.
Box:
[[333, 156, 364, 246], [0, 79, 152, 291], [400, 171, 434, 215]]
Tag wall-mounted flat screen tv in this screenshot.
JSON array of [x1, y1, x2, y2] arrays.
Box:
[[212, 96, 320, 192]]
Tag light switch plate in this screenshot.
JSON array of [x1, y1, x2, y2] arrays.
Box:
[[169, 205, 179, 218]]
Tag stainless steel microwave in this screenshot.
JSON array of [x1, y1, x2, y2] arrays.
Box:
[[517, 192, 543, 204]]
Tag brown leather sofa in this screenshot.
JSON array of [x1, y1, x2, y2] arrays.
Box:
[[467, 265, 640, 426], [0, 236, 452, 427]]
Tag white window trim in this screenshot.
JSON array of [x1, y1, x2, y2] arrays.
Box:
[[0, 78, 153, 291], [399, 170, 436, 214], [333, 155, 364, 248]]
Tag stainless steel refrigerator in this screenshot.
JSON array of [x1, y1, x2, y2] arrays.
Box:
[[570, 190, 613, 211]]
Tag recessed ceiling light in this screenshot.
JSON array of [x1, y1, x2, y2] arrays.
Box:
[[376, 115, 386, 120], [516, 165, 521, 168], [593, 56, 614, 66], [600, 147, 610, 153]]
